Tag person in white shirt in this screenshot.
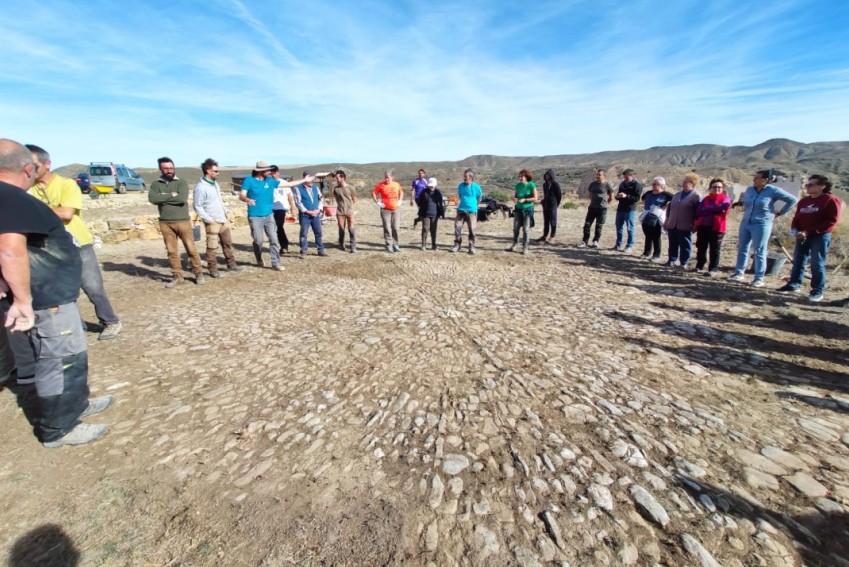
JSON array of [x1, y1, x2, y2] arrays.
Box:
[[270, 166, 296, 254]]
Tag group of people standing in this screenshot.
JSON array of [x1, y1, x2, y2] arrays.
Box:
[[580, 167, 843, 301]]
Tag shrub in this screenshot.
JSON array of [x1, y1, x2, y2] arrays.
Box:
[[487, 190, 511, 203], [561, 201, 579, 210]]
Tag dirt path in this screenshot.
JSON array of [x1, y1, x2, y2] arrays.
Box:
[[2, 207, 849, 566]]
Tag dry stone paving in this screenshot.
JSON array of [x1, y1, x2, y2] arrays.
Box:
[[1, 206, 848, 566]]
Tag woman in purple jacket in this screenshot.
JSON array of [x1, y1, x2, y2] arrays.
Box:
[[663, 173, 701, 269]]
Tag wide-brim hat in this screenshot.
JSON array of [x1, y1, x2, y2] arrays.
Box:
[[254, 160, 274, 172]]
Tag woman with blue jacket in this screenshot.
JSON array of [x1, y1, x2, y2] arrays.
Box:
[[728, 170, 797, 287]]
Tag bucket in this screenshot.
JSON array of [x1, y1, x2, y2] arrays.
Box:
[[323, 205, 337, 216], [765, 252, 787, 276]]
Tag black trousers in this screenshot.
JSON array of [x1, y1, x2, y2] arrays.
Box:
[[642, 220, 662, 258], [273, 210, 290, 251], [582, 208, 607, 243], [542, 207, 558, 238], [695, 226, 724, 271]]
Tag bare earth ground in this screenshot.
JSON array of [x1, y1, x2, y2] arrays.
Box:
[[2, 205, 849, 567]]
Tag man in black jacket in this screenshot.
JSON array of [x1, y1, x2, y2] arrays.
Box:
[[537, 169, 562, 244], [613, 168, 643, 252]]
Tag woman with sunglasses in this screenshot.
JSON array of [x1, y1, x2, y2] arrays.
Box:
[[692, 178, 732, 276]]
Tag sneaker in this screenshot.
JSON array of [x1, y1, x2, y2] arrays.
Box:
[[450, 244, 460, 253], [272, 265, 285, 271], [392, 244, 401, 253], [663, 260, 677, 268], [750, 279, 765, 288], [256, 260, 265, 268], [227, 265, 246, 272], [639, 253, 651, 259], [728, 273, 744, 282], [431, 245, 437, 251], [43, 423, 108, 448], [535, 236, 547, 242], [420, 245, 426, 251], [590, 242, 599, 248], [164, 278, 184, 289], [299, 251, 307, 259], [195, 275, 206, 285], [522, 246, 529, 256], [80, 395, 113, 419], [505, 243, 517, 252], [650, 256, 663, 263], [612, 246, 624, 251], [776, 284, 800, 293], [705, 271, 717, 278], [317, 250, 328, 257], [468, 247, 476, 255], [98, 322, 122, 341], [350, 247, 357, 254], [808, 293, 824, 302], [209, 271, 224, 279], [623, 247, 634, 254], [577, 242, 588, 249]]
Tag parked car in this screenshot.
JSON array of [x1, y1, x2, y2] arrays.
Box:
[[88, 162, 146, 194], [75, 172, 92, 194]]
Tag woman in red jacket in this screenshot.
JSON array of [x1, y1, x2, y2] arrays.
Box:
[[776, 174, 842, 302], [692, 178, 732, 276]]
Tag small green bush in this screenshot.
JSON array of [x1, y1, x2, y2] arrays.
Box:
[[487, 190, 511, 203], [561, 201, 579, 210]]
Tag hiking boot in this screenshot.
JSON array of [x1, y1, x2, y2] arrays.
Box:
[[98, 322, 122, 341], [195, 275, 206, 285], [431, 245, 437, 251], [43, 423, 108, 448], [299, 251, 306, 259], [450, 244, 460, 253], [81, 395, 113, 419], [577, 242, 588, 248], [256, 259, 265, 268], [227, 265, 246, 272], [164, 277, 184, 289], [209, 271, 224, 279]]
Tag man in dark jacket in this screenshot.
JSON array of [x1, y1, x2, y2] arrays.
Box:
[[538, 169, 562, 244], [613, 168, 643, 252]]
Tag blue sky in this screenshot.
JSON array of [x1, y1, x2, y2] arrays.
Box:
[[3, 0, 848, 168]]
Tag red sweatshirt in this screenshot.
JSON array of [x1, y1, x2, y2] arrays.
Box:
[[791, 193, 842, 237]]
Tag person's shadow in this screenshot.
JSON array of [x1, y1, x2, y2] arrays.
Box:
[[8, 524, 79, 566]]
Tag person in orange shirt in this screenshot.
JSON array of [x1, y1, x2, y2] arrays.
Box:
[[372, 169, 404, 252]]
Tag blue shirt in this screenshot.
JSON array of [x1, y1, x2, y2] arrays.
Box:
[[412, 177, 428, 200], [642, 190, 673, 211], [242, 176, 275, 217], [740, 184, 798, 225], [457, 182, 483, 213]]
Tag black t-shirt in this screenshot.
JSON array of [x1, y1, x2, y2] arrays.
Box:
[[0, 181, 81, 309]]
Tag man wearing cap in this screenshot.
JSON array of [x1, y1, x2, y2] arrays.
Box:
[[613, 168, 643, 252], [293, 170, 327, 258], [26, 144, 122, 340], [0, 138, 112, 448], [452, 169, 483, 254], [415, 177, 445, 250], [410, 169, 428, 228], [193, 158, 245, 277], [149, 157, 205, 287], [372, 169, 404, 253]]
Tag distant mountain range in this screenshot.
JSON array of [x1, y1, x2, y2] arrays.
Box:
[[56, 139, 848, 194]]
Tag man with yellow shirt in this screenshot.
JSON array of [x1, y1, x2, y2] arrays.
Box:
[[26, 145, 121, 341]]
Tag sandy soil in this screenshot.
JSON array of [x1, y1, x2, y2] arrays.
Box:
[[2, 205, 849, 566]]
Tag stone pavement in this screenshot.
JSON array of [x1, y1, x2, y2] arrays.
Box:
[[1, 206, 848, 566]]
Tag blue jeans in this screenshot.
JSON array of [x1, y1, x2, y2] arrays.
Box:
[[248, 214, 280, 267], [615, 210, 635, 248], [299, 213, 325, 253], [666, 228, 693, 266], [734, 222, 772, 279], [788, 233, 831, 295], [79, 244, 119, 325]]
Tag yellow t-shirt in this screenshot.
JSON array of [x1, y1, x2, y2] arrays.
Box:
[[29, 175, 93, 246]]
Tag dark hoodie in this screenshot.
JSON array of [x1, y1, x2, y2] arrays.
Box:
[[542, 169, 562, 210]]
